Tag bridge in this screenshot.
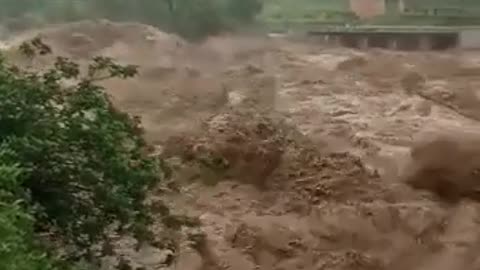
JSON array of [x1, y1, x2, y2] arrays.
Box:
[[304, 25, 480, 50]]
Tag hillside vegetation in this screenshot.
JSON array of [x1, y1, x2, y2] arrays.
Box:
[[260, 0, 352, 22], [261, 0, 480, 27], [0, 0, 262, 40]]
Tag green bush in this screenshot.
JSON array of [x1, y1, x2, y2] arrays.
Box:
[[0, 38, 167, 268], [0, 161, 58, 270]]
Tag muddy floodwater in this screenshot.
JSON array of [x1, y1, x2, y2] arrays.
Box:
[[5, 20, 480, 270]]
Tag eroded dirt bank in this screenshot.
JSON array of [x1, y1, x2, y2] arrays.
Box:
[[4, 20, 480, 270]]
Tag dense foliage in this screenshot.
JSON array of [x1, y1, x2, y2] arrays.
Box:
[[0, 39, 166, 269], [0, 163, 58, 270], [260, 0, 480, 29], [0, 0, 264, 40]]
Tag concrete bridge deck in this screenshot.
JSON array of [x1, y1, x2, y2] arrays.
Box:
[[305, 25, 480, 50]]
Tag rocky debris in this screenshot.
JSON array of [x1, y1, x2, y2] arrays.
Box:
[[163, 109, 286, 188], [163, 107, 387, 211]]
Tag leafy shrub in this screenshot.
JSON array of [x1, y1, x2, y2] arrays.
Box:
[[0, 38, 167, 268], [0, 160, 58, 270]]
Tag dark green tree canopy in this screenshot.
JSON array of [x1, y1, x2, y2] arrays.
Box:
[[0, 0, 264, 41]]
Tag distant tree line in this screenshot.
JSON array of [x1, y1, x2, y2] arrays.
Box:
[[0, 0, 263, 40]]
